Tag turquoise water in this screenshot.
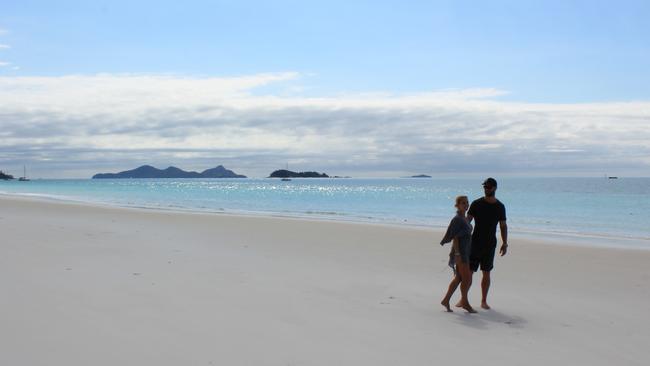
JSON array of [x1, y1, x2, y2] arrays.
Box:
[[1, 178, 648, 247]]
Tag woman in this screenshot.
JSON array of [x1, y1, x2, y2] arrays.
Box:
[[440, 195, 476, 313]]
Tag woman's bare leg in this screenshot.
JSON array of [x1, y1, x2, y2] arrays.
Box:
[[441, 275, 461, 312], [457, 260, 476, 313]]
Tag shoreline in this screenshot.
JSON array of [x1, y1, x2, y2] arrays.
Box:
[[1, 192, 648, 250], [1, 192, 649, 365]]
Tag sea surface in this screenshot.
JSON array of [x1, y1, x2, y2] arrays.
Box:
[[1, 177, 649, 248]]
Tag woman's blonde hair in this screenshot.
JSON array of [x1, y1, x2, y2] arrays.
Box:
[[455, 195, 469, 208]]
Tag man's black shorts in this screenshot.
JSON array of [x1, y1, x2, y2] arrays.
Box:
[[470, 245, 496, 272]]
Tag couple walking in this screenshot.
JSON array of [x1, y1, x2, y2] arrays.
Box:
[[440, 178, 508, 313]]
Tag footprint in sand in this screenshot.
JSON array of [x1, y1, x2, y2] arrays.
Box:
[[380, 296, 397, 305]]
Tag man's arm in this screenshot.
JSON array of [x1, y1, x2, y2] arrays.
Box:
[[499, 220, 508, 256], [467, 200, 476, 224]]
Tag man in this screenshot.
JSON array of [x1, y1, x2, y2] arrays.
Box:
[[466, 177, 508, 310]]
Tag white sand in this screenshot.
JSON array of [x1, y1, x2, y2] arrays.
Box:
[[1, 195, 649, 365]]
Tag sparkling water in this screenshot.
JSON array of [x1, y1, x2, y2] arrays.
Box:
[[1, 177, 648, 248]]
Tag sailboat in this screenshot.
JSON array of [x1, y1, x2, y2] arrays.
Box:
[[19, 166, 30, 181], [281, 162, 291, 181]]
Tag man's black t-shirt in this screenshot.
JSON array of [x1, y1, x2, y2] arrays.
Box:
[[468, 197, 506, 248]]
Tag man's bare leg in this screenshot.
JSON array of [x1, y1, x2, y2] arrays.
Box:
[[481, 270, 491, 309]]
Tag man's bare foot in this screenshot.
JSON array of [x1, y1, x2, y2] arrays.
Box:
[[455, 301, 463, 308], [461, 302, 477, 313], [441, 300, 453, 312], [481, 301, 491, 310]]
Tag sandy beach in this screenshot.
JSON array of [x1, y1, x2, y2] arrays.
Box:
[[1, 195, 648, 366]]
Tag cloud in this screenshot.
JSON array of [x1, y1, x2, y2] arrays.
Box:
[[0, 61, 10, 67], [0, 44, 10, 49], [0, 73, 649, 178]]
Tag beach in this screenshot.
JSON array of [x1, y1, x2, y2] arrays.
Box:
[[1, 195, 649, 365]]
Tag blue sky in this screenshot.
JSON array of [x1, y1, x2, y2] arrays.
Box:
[[1, 1, 649, 177], [3, 0, 649, 101]]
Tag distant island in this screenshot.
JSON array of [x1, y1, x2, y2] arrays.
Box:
[[411, 174, 432, 178], [0, 170, 14, 180], [269, 169, 329, 178], [92, 165, 246, 179]]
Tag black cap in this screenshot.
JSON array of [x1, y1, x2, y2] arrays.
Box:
[[482, 177, 497, 188]]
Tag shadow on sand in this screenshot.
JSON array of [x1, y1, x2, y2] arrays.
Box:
[[451, 308, 527, 330]]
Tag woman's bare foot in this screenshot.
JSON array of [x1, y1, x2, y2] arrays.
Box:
[[461, 302, 477, 313], [457, 299, 477, 313], [441, 299, 453, 312], [481, 301, 491, 310]]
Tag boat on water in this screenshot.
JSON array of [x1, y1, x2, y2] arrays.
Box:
[[19, 166, 30, 181], [280, 163, 292, 181]]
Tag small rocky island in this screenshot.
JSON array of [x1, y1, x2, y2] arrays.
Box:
[[92, 165, 246, 179], [269, 169, 329, 178], [411, 174, 432, 178], [0, 170, 15, 180]]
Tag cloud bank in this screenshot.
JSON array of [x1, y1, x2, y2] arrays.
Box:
[[1, 73, 649, 178]]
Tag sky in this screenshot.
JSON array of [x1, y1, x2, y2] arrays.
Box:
[[0, 0, 649, 178]]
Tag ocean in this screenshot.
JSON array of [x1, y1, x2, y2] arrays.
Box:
[[1, 177, 648, 248]]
